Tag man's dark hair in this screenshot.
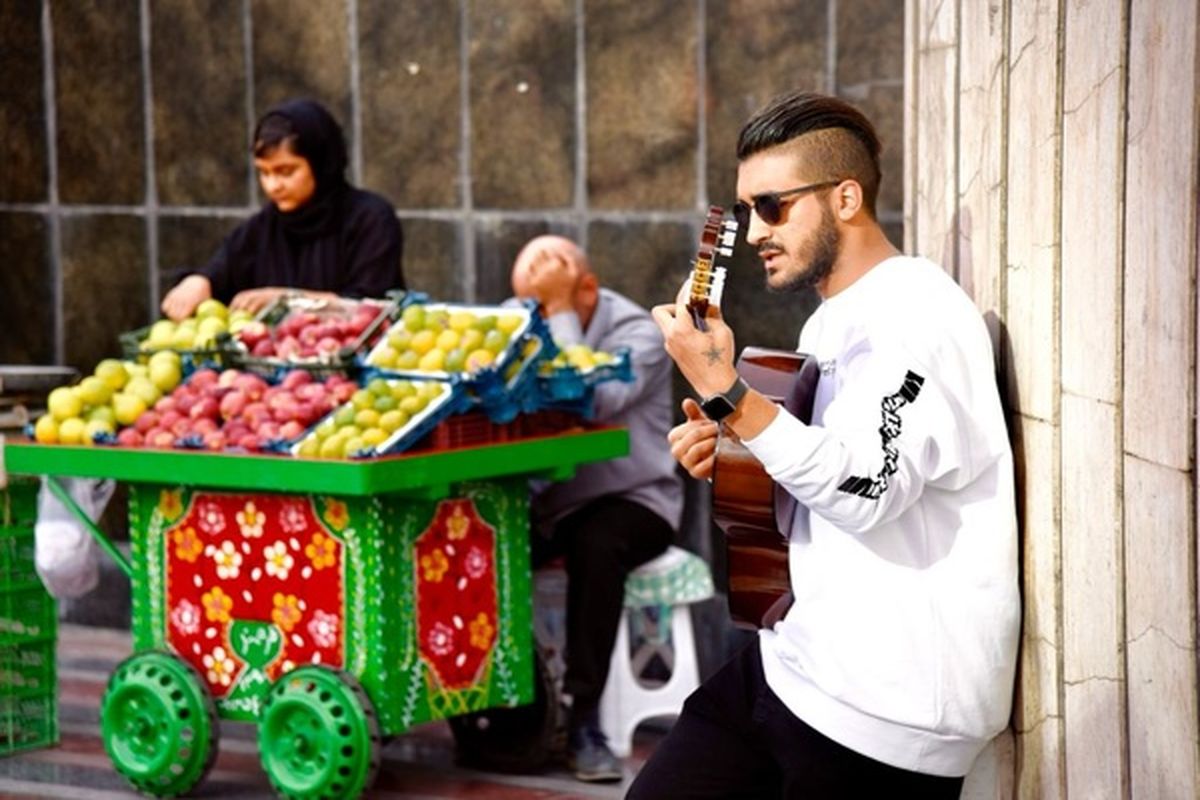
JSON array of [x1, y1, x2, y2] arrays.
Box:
[[737, 90, 883, 216]]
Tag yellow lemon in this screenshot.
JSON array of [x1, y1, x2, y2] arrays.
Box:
[[33, 414, 59, 444], [47, 386, 83, 421], [58, 417, 86, 445]]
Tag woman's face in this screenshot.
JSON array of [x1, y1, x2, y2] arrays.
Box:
[[255, 143, 316, 212]]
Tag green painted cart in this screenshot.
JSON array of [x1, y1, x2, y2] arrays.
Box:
[[2, 428, 626, 798]]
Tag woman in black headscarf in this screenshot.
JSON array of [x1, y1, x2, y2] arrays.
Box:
[[161, 99, 404, 320]]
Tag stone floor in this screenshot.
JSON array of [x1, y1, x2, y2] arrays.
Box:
[[0, 624, 668, 799]]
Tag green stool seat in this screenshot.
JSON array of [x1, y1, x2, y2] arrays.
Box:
[[623, 545, 714, 608]]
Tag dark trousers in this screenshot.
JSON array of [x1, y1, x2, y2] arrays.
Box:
[[627, 640, 966, 800], [532, 496, 673, 721]]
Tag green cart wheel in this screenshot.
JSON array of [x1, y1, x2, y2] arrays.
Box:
[[258, 666, 382, 800], [100, 651, 219, 797]]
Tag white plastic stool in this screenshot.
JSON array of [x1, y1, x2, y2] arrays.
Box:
[[599, 545, 714, 757]]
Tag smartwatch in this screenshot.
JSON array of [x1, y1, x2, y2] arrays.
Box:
[[700, 377, 749, 422]]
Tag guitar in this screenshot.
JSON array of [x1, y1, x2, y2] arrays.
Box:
[[711, 348, 816, 629], [683, 209, 817, 629]]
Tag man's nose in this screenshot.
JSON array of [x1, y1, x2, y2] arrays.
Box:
[[745, 210, 770, 247]]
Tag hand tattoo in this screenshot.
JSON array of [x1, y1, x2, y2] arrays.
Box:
[[703, 343, 724, 366]]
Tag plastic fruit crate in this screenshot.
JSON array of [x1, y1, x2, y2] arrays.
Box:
[[1, 478, 38, 528], [0, 691, 57, 756], [236, 294, 404, 380], [0, 582, 56, 645], [0, 637, 55, 698], [0, 529, 37, 585]]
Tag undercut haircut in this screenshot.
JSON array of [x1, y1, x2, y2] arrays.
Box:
[[737, 90, 883, 217]]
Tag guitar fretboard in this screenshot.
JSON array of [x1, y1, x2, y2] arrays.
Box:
[[687, 206, 738, 331]]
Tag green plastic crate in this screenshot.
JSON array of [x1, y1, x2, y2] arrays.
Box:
[[1, 479, 38, 528], [0, 583, 56, 645], [0, 529, 37, 585], [0, 692, 58, 756], [0, 637, 55, 697]]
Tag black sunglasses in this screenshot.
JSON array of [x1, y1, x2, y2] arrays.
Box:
[[732, 180, 842, 229]]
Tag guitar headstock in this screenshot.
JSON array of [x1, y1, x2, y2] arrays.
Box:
[[686, 206, 739, 331]]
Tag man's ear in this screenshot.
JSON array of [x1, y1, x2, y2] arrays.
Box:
[[835, 180, 864, 221]]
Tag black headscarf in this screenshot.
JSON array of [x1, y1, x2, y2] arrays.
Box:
[[256, 99, 350, 241], [191, 98, 404, 301]]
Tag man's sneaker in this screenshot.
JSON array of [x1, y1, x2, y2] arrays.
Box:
[[567, 724, 623, 782]]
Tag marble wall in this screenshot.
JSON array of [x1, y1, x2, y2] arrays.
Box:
[[0, 0, 904, 369], [1, 0, 904, 631]]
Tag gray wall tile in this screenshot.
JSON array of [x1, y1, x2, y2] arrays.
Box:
[[837, 0, 905, 88], [151, 0, 248, 206], [157, 214, 245, 300], [0, 213, 52, 364], [400, 218, 463, 302], [705, 0, 828, 206], [586, 219, 695, 311], [251, 0, 350, 128], [54, 1, 145, 205], [473, 218, 559, 304], [0, 1, 47, 203], [359, 0, 461, 209], [847, 83, 904, 218], [586, 1, 698, 210], [470, 0, 575, 209], [61, 214, 148, 371]]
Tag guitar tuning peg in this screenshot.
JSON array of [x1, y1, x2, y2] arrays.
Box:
[[716, 245, 734, 257], [719, 231, 737, 248]]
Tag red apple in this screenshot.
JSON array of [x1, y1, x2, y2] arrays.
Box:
[[237, 433, 262, 452], [281, 369, 313, 390], [238, 321, 270, 349], [279, 420, 306, 440], [116, 428, 144, 447], [134, 410, 159, 434], [159, 410, 183, 431], [190, 368, 219, 390], [190, 397, 219, 421], [256, 421, 282, 441], [232, 373, 268, 400], [252, 339, 275, 357], [147, 428, 175, 449], [219, 390, 247, 420], [218, 368, 241, 388], [154, 396, 177, 414], [202, 431, 227, 451]]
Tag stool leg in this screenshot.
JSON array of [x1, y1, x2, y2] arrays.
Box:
[[599, 609, 635, 757]]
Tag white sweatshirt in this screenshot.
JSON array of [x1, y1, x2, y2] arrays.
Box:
[[743, 255, 1020, 777]]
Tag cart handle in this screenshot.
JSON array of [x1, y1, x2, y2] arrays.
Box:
[[45, 474, 133, 579]]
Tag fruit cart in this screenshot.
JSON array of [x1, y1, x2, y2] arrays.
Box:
[[1, 427, 626, 798]]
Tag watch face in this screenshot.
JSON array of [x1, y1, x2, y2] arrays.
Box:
[[701, 394, 736, 421]]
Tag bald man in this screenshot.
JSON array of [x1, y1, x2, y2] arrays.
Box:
[[511, 236, 683, 783]]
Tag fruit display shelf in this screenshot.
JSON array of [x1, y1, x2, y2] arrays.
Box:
[[1, 427, 627, 798]]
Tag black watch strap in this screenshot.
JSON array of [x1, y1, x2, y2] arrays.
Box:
[[700, 376, 749, 422]]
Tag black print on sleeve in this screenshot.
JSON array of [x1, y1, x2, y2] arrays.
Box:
[[837, 370, 925, 500]]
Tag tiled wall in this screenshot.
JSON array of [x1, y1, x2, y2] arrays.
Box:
[[1, 0, 904, 374]]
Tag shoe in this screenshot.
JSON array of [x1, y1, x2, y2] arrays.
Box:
[[567, 724, 623, 782]]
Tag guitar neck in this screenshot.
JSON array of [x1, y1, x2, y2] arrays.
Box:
[[686, 206, 738, 331]]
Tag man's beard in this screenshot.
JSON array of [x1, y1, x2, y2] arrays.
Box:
[[764, 205, 840, 294]]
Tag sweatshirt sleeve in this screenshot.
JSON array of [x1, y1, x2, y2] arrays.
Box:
[[742, 335, 1000, 535], [339, 193, 405, 297]]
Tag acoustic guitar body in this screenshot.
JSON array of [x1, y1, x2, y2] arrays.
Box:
[[711, 347, 809, 629]]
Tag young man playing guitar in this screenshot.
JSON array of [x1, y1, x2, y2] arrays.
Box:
[[634, 91, 1019, 798]]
